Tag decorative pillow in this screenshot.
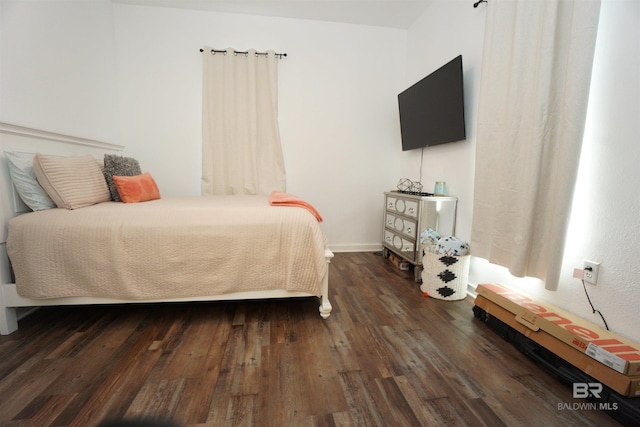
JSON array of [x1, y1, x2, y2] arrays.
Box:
[[33, 153, 111, 210], [103, 154, 142, 202], [112, 172, 161, 203], [4, 151, 56, 211]]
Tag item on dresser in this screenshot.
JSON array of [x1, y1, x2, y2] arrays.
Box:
[[396, 189, 435, 196], [434, 181, 447, 197], [397, 178, 423, 194]]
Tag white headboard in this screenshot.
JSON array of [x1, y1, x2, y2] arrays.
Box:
[[0, 122, 124, 284]]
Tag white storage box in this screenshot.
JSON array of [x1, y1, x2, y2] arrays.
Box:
[[420, 250, 470, 301]]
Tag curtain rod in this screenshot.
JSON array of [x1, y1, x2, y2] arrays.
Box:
[[199, 48, 287, 59]]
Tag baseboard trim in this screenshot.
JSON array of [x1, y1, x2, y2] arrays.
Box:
[[467, 282, 478, 298], [328, 243, 382, 253]]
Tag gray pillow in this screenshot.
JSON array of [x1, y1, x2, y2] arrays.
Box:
[[103, 154, 142, 202]]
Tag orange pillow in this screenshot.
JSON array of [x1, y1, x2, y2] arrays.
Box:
[[112, 172, 161, 203]]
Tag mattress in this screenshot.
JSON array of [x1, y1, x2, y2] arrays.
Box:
[[6, 196, 328, 300]]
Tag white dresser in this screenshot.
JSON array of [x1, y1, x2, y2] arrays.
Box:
[[382, 191, 457, 281]]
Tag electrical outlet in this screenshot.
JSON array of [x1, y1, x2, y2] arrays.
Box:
[[583, 260, 600, 285]]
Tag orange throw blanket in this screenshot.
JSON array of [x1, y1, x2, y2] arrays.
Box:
[[269, 190, 323, 222]]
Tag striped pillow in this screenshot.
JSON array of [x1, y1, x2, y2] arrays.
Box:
[[33, 154, 111, 209]]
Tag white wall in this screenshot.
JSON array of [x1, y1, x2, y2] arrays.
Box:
[[404, 1, 487, 243], [0, 0, 119, 143], [465, 0, 640, 343], [112, 4, 408, 252]]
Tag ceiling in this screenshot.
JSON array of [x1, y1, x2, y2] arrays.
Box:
[[112, 0, 436, 29]]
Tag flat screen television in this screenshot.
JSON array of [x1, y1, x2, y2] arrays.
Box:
[[398, 55, 466, 151]]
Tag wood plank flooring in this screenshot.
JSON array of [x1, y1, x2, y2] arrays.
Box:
[[0, 252, 624, 426]]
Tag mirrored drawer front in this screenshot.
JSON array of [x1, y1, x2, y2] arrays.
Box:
[[385, 196, 419, 218], [384, 230, 415, 254], [385, 213, 417, 238]]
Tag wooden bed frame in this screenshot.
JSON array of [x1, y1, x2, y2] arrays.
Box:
[[0, 122, 333, 335]]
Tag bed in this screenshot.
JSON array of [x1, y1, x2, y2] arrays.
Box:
[[0, 123, 332, 335]]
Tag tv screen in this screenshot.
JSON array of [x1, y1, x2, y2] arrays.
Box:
[[398, 55, 466, 151]]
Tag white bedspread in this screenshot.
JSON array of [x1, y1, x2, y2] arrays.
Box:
[[7, 196, 328, 300]]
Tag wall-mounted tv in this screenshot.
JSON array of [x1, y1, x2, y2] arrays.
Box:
[[398, 55, 466, 151]]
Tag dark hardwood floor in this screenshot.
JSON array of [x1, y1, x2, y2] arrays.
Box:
[[0, 252, 624, 426]]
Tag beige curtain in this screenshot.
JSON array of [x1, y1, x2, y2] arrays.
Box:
[[202, 47, 286, 195], [471, 0, 601, 290]]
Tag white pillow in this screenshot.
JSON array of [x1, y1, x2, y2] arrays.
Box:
[[4, 151, 56, 211], [33, 153, 111, 209]]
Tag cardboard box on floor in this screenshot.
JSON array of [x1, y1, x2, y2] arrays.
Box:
[[476, 283, 640, 377], [474, 294, 640, 398]]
